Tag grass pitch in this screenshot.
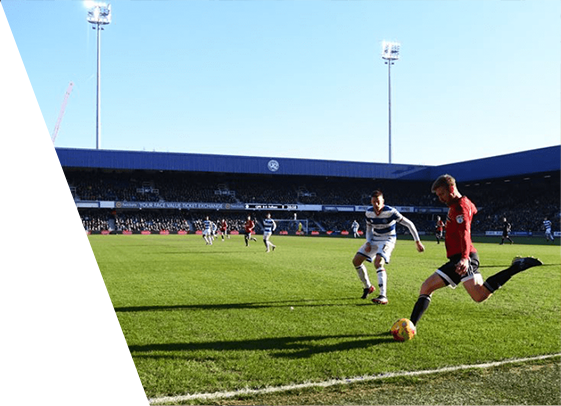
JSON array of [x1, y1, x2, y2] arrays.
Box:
[[89, 234, 561, 404]]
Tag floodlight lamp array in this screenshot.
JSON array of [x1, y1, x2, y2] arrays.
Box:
[[87, 2, 112, 25], [381, 41, 400, 61]]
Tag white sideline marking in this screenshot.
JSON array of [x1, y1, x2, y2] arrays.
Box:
[[0, 236, 82, 362], [2, 353, 561, 406], [148, 353, 561, 405]]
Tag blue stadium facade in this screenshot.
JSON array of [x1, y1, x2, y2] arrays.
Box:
[[56, 145, 560, 182]]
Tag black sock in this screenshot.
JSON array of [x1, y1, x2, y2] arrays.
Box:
[[410, 294, 431, 326], [483, 264, 518, 293]]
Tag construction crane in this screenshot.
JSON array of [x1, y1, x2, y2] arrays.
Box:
[[51, 81, 74, 144]]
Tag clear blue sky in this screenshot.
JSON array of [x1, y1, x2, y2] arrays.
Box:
[[3, 0, 560, 165]]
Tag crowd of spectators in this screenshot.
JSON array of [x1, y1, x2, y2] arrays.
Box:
[[66, 170, 437, 206], [70, 169, 559, 235], [115, 211, 190, 233]]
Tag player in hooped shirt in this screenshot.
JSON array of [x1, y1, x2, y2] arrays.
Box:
[[543, 217, 555, 242], [262, 212, 277, 252], [352, 190, 425, 305], [202, 216, 214, 245], [408, 174, 543, 333]]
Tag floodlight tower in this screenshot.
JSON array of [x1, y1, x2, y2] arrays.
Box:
[[86, 2, 111, 150], [381, 40, 400, 164]]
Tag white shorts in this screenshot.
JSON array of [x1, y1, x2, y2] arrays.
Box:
[[203, 229, 212, 236], [263, 231, 272, 240], [356, 240, 396, 264]]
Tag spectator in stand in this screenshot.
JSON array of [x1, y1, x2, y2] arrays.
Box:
[[435, 216, 445, 244]]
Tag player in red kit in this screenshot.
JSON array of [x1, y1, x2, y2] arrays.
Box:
[[408, 174, 542, 332], [220, 219, 229, 241], [244, 215, 257, 246]]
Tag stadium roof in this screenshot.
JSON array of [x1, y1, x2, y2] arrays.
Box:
[[56, 145, 560, 182], [1, 70, 35, 152]]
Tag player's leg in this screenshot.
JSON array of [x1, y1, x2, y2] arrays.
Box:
[[372, 254, 388, 304], [372, 242, 393, 305], [482, 256, 543, 295], [352, 252, 374, 299], [410, 272, 447, 326], [264, 233, 271, 252]]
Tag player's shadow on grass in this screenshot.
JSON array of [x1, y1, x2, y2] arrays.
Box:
[[114, 298, 367, 313], [128, 333, 394, 360]]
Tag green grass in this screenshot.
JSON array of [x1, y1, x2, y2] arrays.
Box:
[[88, 234, 561, 404]]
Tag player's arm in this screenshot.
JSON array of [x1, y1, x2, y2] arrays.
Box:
[[272, 220, 277, 232], [365, 221, 373, 243], [398, 216, 425, 252]]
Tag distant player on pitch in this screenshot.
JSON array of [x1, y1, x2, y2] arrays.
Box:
[[202, 216, 213, 245], [352, 190, 425, 304], [351, 220, 360, 238], [499, 217, 513, 245], [220, 218, 229, 241], [244, 215, 257, 246], [262, 212, 277, 252], [543, 217, 555, 242]]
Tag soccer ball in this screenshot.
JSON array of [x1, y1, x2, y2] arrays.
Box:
[[390, 318, 416, 342]]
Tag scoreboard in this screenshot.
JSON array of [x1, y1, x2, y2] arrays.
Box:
[[244, 204, 299, 211]]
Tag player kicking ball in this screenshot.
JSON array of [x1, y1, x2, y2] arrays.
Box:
[[408, 174, 542, 332]]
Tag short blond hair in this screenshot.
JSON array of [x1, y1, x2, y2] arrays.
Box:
[[431, 174, 456, 193]]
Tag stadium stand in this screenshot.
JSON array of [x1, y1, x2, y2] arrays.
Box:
[[57, 146, 560, 237], [1, 147, 560, 239]]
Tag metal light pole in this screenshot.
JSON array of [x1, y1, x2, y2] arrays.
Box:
[[87, 2, 111, 150], [381, 41, 400, 164]]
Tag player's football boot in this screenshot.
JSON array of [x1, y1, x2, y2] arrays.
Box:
[[511, 256, 543, 273], [361, 286, 375, 299], [372, 295, 388, 305]]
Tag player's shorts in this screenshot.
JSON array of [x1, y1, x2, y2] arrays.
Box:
[[356, 239, 396, 264], [202, 229, 212, 236], [263, 231, 272, 239], [436, 252, 481, 288]]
